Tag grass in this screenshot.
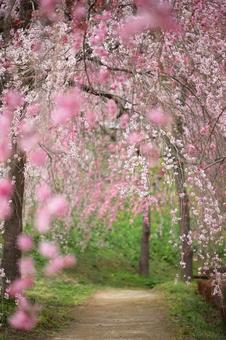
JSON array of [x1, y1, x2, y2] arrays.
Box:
[[71, 209, 179, 287], [160, 282, 226, 340]]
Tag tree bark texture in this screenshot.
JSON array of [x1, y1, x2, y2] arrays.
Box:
[[1, 147, 25, 289], [139, 207, 151, 276], [174, 115, 193, 281]]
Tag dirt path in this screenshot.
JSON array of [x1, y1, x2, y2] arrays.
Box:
[[51, 288, 176, 340]]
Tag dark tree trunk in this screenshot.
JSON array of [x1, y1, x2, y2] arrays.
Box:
[[175, 162, 193, 281], [174, 115, 193, 281], [1, 147, 25, 289], [139, 207, 151, 276]]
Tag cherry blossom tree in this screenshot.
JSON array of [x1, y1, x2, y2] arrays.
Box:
[[0, 0, 225, 330]]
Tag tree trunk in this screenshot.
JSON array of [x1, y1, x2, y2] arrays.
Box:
[[175, 161, 193, 281], [139, 207, 151, 276], [1, 147, 25, 289], [174, 113, 193, 281]]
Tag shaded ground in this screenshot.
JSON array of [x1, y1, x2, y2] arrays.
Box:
[[51, 288, 176, 340]]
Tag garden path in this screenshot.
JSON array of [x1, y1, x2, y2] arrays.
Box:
[[51, 288, 175, 340]]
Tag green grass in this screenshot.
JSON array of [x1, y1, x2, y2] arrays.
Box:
[[70, 209, 179, 287], [160, 282, 226, 340]]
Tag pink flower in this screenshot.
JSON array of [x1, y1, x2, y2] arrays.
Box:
[[18, 257, 35, 278], [44, 256, 65, 276], [106, 100, 117, 119], [63, 255, 76, 268], [17, 234, 33, 252], [47, 195, 69, 218], [44, 254, 76, 276], [120, 114, 129, 128], [108, 144, 116, 153], [127, 132, 145, 145], [0, 115, 11, 135], [4, 90, 24, 111], [31, 41, 42, 52], [51, 107, 70, 125], [39, 241, 59, 258], [29, 148, 47, 167], [26, 103, 40, 117], [9, 310, 37, 330], [72, 3, 87, 22], [51, 88, 83, 125], [186, 144, 196, 156], [146, 108, 171, 127], [140, 143, 160, 167], [86, 111, 97, 129], [40, 0, 59, 17], [35, 207, 51, 233], [8, 278, 33, 297], [0, 142, 11, 162], [119, 1, 179, 42], [0, 178, 13, 198], [35, 183, 51, 202], [98, 67, 109, 83], [200, 125, 209, 136]]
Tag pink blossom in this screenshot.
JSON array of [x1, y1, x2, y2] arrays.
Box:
[[29, 148, 47, 167], [200, 125, 209, 136], [51, 107, 70, 125], [26, 103, 40, 117], [39, 241, 59, 258], [35, 183, 51, 202], [120, 114, 129, 128], [44, 256, 65, 276], [9, 310, 37, 330], [119, 0, 178, 42], [0, 178, 12, 198], [35, 207, 51, 233], [51, 88, 83, 125], [119, 14, 151, 42], [8, 278, 33, 297], [127, 132, 145, 145], [108, 144, 116, 153], [98, 67, 109, 83], [90, 22, 107, 46], [72, 3, 87, 22], [31, 41, 42, 53], [0, 142, 11, 162], [39, 0, 59, 17], [186, 144, 196, 156], [93, 46, 109, 58], [47, 195, 69, 218], [86, 111, 97, 128], [18, 257, 35, 278], [0, 115, 11, 135], [17, 234, 33, 252], [146, 108, 171, 127], [140, 143, 160, 166], [63, 255, 76, 268], [106, 100, 118, 119], [4, 90, 24, 111], [44, 254, 75, 276]]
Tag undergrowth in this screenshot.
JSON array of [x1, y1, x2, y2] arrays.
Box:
[[161, 282, 226, 340]]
